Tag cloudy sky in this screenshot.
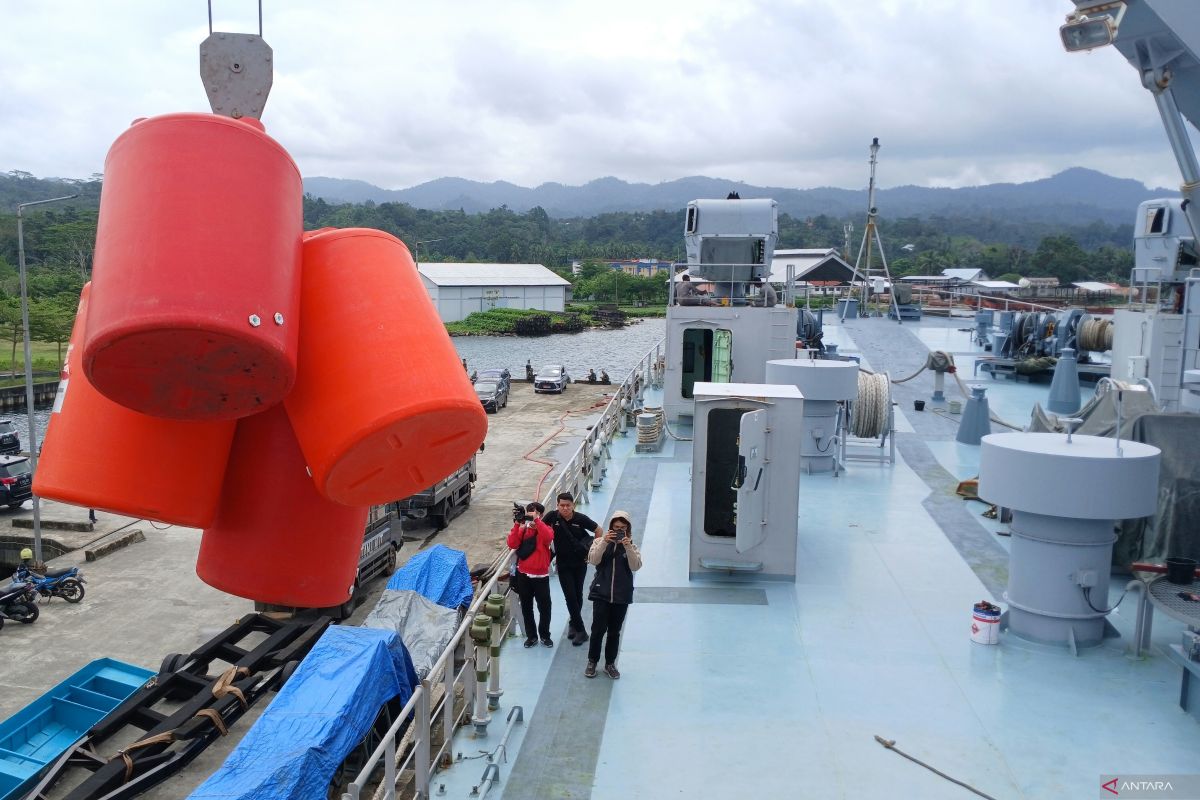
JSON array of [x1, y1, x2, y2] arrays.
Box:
[[0, 0, 1187, 192]]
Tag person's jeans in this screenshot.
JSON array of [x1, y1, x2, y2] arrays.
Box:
[[588, 599, 629, 665], [518, 573, 551, 640], [556, 561, 587, 634]]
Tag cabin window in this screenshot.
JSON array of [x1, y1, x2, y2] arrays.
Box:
[[1146, 205, 1168, 235], [703, 408, 747, 537], [686, 206, 698, 233]]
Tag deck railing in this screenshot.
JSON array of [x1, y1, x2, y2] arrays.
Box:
[[343, 338, 665, 800]]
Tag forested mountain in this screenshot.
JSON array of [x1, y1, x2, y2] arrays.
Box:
[[303, 167, 1174, 227], [0, 166, 1143, 357]]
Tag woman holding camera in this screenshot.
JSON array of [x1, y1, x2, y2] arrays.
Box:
[[507, 502, 556, 647], [584, 510, 642, 679]]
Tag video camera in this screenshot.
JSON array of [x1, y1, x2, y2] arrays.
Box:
[[512, 501, 534, 524]]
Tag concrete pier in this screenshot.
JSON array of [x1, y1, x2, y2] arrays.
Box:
[[0, 380, 613, 797]]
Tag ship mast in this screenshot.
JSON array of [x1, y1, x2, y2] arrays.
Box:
[[846, 138, 901, 323]]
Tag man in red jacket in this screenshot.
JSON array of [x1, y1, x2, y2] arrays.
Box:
[[507, 502, 556, 647]]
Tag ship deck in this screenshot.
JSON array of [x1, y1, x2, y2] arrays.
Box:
[[434, 315, 1198, 800]]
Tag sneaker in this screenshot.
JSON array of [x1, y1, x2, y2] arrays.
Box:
[[572, 631, 589, 646], [584, 661, 597, 678], [604, 664, 621, 679], [541, 637, 554, 648], [523, 639, 537, 648]]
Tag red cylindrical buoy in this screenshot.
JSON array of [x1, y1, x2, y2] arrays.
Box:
[[84, 112, 302, 421], [197, 404, 368, 607], [284, 228, 487, 506], [34, 284, 236, 527]]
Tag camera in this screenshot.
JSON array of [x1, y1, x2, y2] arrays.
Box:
[[512, 502, 533, 524]]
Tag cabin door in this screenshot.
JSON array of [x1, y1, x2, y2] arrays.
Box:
[[734, 409, 768, 553], [712, 329, 733, 382]]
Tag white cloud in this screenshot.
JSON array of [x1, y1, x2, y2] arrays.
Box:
[[0, 0, 1187, 192]]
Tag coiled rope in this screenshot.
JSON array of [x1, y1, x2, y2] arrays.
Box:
[[871, 349, 1023, 431], [1076, 317, 1113, 352], [893, 350, 956, 384], [852, 371, 891, 438]]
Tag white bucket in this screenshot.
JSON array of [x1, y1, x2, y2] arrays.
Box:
[[948, 399, 963, 414], [971, 605, 1000, 645]]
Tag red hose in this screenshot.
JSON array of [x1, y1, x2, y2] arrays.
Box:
[[524, 399, 609, 501]]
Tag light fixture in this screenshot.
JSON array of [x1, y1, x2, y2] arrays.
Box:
[[1060, 2, 1127, 52]]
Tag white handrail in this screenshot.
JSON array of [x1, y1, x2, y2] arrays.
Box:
[[343, 338, 665, 800]]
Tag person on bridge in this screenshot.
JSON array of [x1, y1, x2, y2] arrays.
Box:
[[542, 492, 602, 646], [753, 277, 778, 307], [507, 501, 555, 647], [584, 510, 642, 679], [675, 274, 712, 306]]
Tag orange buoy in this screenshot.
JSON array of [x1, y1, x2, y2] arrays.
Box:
[[84, 112, 302, 421], [197, 404, 368, 607], [34, 284, 236, 527], [284, 228, 487, 506]]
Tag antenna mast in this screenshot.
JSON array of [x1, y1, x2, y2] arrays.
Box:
[[846, 137, 901, 323]]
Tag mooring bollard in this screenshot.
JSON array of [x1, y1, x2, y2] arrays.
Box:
[[485, 593, 505, 711], [469, 613, 492, 734]]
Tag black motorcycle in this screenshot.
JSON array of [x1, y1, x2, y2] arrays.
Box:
[[0, 578, 39, 628]]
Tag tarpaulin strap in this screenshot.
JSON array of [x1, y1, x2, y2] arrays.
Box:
[[114, 732, 176, 782], [193, 707, 229, 736], [211, 666, 251, 709]]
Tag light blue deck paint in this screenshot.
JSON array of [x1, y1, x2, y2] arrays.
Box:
[[430, 316, 1196, 800]]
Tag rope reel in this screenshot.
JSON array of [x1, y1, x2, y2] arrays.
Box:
[[1076, 317, 1113, 352], [852, 371, 891, 438]]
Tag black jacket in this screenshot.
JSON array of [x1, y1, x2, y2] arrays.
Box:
[[587, 535, 643, 605], [542, 510, 598, 568]]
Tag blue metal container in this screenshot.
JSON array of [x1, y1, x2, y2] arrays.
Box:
[[0, 658, 154, 799]]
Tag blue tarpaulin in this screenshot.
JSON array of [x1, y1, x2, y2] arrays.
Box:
[[188, 626, 418, 800], [385, 543, 474, 609]]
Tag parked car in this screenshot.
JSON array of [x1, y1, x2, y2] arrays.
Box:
[[0, 455, 33, 509], [476, 368, 511, 393], [534, 365, 570, 393], [397, 456, 476, 530], [0, 421, 19, 456], [474, 380, 509, 413]]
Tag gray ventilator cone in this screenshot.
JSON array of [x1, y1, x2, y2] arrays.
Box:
[[956, 385, 993, 445], [1047, 347, 1081, 415]]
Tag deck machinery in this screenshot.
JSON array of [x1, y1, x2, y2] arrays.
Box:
[[1062, 1, 1200, 411], [663, 199, 798, 421]]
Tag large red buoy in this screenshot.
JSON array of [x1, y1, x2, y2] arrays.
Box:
[[197, 404, 368, 607], [84, 112, 302, 421], [284, 228, 487, 506], [34, 284, 236, 527]]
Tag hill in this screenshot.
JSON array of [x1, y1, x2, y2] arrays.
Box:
[[301, 167, 1176, 226]]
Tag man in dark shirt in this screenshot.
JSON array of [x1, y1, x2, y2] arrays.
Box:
[[541, 492, 602, 645]]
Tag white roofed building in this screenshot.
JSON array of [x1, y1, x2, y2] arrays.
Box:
[[417, 263, 572, 322], [769, 248, 857, 285], [942, 267, 989, 283]]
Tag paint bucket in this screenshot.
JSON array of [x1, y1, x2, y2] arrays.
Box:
[[84, 112, 302, 421], [1166, 557, 1198, 585], [948, 399, 963, 414], [913, 400, 925, 411], [971, 601, 1000, 645]]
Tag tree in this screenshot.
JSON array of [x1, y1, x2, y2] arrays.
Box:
[[29, 297, 75, 366], [1030, 235, 1088, 284], [0, 297, 21, 374]]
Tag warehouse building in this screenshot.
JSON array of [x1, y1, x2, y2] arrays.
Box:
[[417, 263, 572, 322]]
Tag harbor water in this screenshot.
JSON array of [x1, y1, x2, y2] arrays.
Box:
[[452, 318, 665, 379]]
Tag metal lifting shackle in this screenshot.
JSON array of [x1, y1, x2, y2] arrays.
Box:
[[200, 1, 272, 120]]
